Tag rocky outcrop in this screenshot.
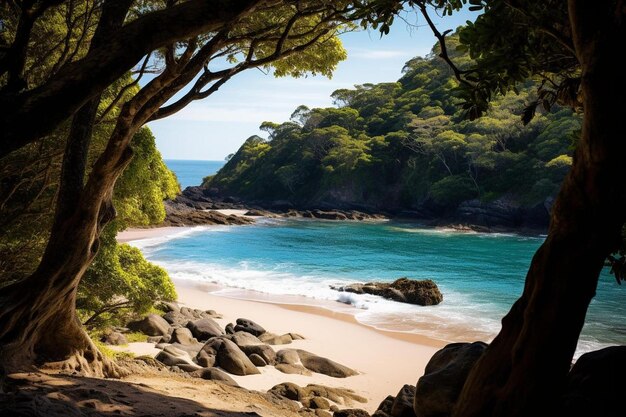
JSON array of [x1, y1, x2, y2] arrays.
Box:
[[561, 345, 626, 417], [331, 278, 443, 306], [413, 342, 487, 417], [259, 332, 304, 345], [453, 197, 550, 230], [162, 200, 254, 227], [128, 314, 171, 336]]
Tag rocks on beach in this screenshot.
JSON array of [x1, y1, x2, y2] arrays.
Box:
[[122, 305, 362, 385], [330, 278, 443, 306]]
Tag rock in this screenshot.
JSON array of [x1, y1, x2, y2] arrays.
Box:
[[259, 332, 293, 345], [173, 363, 203, 373], [225, 323, 235, 334], [192, 367, 239, 386], [276, 349, 356, 378], [100, 331, 127, 345], [290, 333, 305, 340], [234, 318, 266, 336], [249, 353, 267, 367], [240, 344, 276, 365], [374, 395, 395, 417], [414, 342, 487, 417], [162, 200, 254, 227], [390, 385, 416, 417], [333, 409, 370, 417], [158, 301, 179, 312], [155, 345, 198, 368], [308, 397, 331, 410], [562, 345, 626, 417], [170, 327, 196, 345], [197, 337, 260, 376], [230, 331, 264, 347], [276, 349, 302, 365], [316, 410, 333, 417], [146, 336, 162, 343], [163, 310, 189, 326], [168, 341, 204, 356], [159, 334, 171, 343], [127, 314, 171, 336], [269, 382, 306, 401], [330, 278, 442, 306], [276, 364, 312, 376], [297, 349, 357, 378], [187, 318, 224, 341], [196, 349, 216, 368], [312, 210, 348, 221]]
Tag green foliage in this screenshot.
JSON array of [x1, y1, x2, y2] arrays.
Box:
[[205, 33, 580, 211], [113, 127, 179, 230], [431, 175, 476, 206], [78, 229, 177, 329]]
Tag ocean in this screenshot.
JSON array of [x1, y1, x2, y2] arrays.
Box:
[[144, 160, 625, 357], [164, 159, 225, 189]]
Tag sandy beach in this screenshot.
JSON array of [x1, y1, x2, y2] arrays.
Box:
[[116, 226, 445, 413]]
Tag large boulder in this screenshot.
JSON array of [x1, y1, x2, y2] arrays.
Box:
[[229, 331, 264, 347], [197, 337, 260, 376], [170, 327, 196, 345], [561, 346, 626, 417], [276, 349, 357, 378], [128, 314, 170, 336], [155, 345, 199, 369], [330, 278, 442, 306], [297, 349, 357, 378], [240, 344, 276, 365], [234, 318, 266, 336], [414, 342, 487, 417], [187, 318, 224, 341]]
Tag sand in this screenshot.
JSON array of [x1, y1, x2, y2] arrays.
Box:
[[113, 278, 443, 413], [114, 226, 446, 413], [116, 226, 194, 243]]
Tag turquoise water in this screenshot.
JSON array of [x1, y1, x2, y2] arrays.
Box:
[[164, 160, 225, 189], [133, 219, 625, 357]]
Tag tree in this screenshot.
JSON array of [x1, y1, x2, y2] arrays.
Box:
[[0, 0, 367, 376], [392, 1, 626, 416]]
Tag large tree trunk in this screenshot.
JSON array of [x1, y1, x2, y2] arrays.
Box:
[[453, 2, 626, 416]]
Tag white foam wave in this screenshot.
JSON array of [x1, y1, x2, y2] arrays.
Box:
[[148, 258, 612, 356], [128, 226, 230, 252]]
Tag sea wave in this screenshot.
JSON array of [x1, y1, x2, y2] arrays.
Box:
[[148, 258, 608, 358]]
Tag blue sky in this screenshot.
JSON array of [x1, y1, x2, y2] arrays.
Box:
[[150, 7, 478, 161]]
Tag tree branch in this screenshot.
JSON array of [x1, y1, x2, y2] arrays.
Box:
[[0, 0, 264, 159]]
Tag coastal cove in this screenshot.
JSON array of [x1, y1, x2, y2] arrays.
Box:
[[118, 217, 626, 359]]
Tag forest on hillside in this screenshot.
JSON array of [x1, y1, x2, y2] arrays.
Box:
[[205, 35, 581, 220]]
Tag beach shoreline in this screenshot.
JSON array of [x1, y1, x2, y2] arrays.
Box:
[[115, 225, 452, 412], [172, 279, 443, 412]]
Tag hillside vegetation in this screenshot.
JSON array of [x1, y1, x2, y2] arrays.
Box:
[[204, 36, 580, 227]]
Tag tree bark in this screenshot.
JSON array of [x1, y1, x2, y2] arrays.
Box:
[[453, 2, 626, 416]]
